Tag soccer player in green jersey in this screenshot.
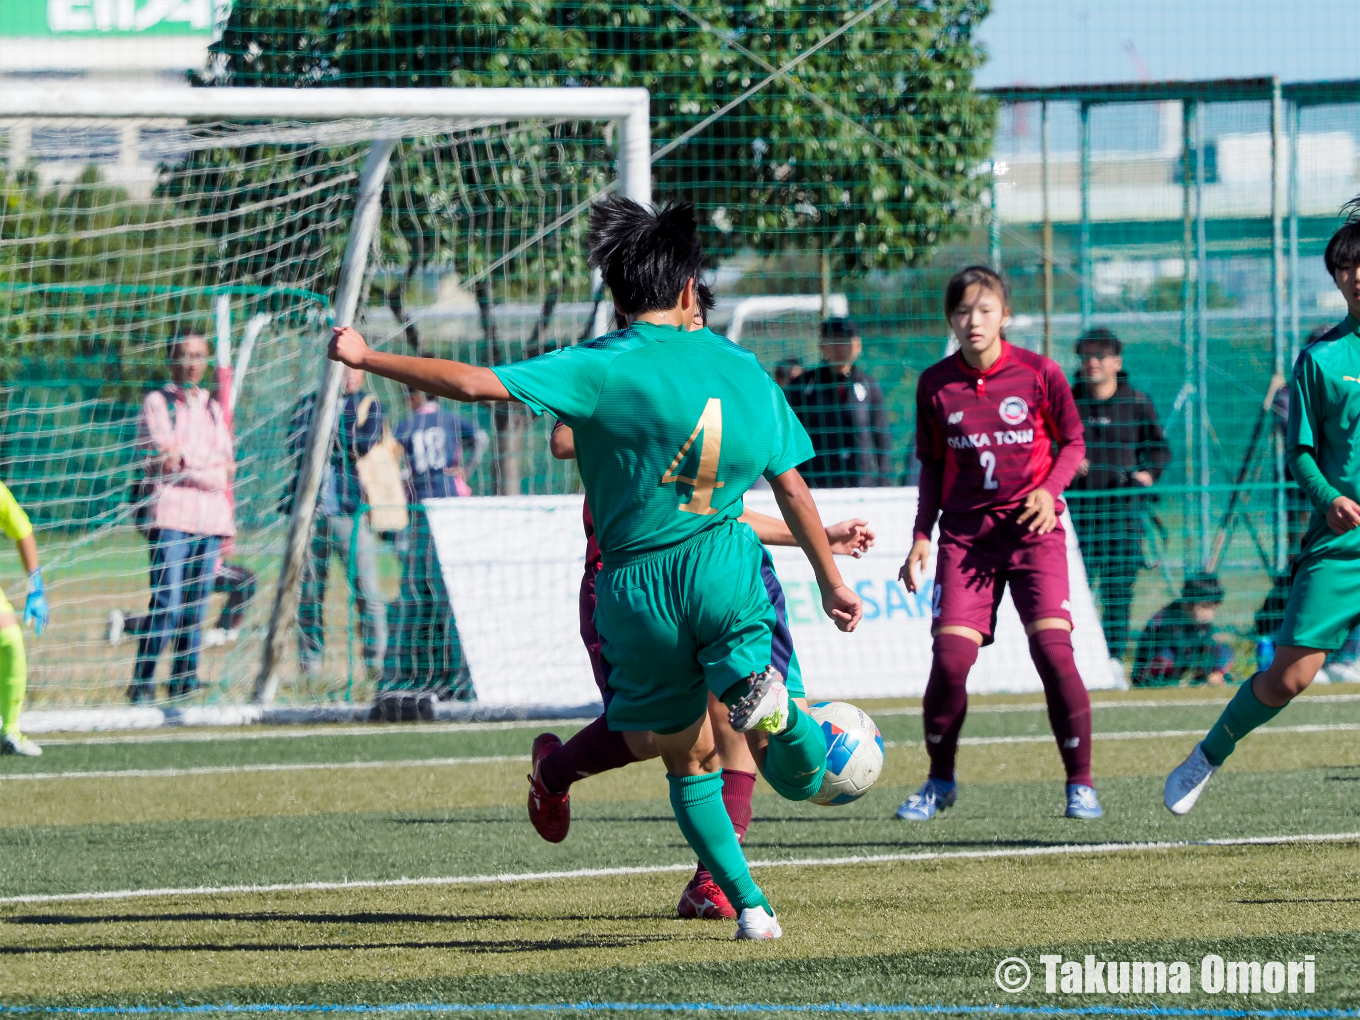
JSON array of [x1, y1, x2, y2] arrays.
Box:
[[1165, 200, 1360, 814], [329, 196, 863, 939]]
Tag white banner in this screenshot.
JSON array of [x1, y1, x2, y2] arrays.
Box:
[[424, 488, 1116, 712]]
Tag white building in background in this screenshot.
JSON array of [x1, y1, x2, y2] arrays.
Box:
[[0, 0, 227, 190]]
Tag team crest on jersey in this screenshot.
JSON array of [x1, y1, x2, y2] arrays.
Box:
[[999, 396, 1029, 425], [947, 410, 964, 424]]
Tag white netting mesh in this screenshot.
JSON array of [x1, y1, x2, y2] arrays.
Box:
[[0, 111, 614, 711]]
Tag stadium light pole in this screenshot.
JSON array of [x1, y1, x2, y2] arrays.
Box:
[[1078, 101, 1092, 332], [1180, 100, 1197, 568]]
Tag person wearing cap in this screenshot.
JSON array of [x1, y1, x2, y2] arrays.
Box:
[[1131, 574, 1234, 687], [786, 318, 894, 488], [1070, 327, 1170, 675]]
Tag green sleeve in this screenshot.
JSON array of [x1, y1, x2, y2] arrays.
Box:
[[492, 345, 611, 427], [1288, 447, 1342, 515], [0, 481, 32, 543], [763, 377, 814, 479], [1286, 353, 1342, 513]]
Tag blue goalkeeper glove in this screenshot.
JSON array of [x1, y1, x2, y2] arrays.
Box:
[[23, 568, 47, 635]]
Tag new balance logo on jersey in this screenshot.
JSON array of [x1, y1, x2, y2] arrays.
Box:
[[947, 429, 1034, 450], [999, 396, 1029, 425], [948, 410, 965, 424]]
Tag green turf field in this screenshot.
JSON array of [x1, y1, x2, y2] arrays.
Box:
[[4, 685, 1358, 1017]]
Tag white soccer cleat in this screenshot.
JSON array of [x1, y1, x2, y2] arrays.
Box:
[[1, 732, 42, 757], [106, 609, 125, 647], [734, 905, 782, 940], [1164, 742, 1218, 815], [726, 668, 789, 734]]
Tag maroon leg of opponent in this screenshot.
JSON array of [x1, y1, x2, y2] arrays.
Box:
[[539, 714, 641, 794], [922, 634, 980, 781], [1028, 629, 1093, 787]]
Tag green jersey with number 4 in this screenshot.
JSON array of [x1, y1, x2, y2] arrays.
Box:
[[1287, 314, 1360, 562], [494, 321, 813, 562]]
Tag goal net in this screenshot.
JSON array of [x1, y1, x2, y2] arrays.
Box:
[[0, 86, 648, 722]]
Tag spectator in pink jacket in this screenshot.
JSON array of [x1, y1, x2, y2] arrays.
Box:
[[129, 332, 235, 702]]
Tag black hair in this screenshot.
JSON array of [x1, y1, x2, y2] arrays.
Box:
[[1323, 196, 1360, 276], [819, 317, 860, 342], [1180, 573, 1225, 605], [587, 195, 703, 316], [944, 265, 1010, 320], [695, 280, 716, 325], [1075, 326, 1123, 357]]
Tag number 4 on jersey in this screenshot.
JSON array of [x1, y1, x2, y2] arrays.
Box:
[[662, 397, 724, 515]]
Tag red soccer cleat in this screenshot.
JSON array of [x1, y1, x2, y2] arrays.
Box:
[[676, 875, 737, 920], [527, 733, 570, 843]]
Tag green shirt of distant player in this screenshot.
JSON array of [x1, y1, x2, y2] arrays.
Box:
[[1288, 314, 1360, 562], [493, 321, 813, 561]]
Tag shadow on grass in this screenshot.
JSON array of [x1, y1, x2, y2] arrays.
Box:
[[6, 910, 667, 926], [0, 932, 683, 955]]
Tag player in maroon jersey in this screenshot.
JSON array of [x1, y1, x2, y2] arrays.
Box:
[[899, 265, 1103, 821], [528, 283, 874, 919]]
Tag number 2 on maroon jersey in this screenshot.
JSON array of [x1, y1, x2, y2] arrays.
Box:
[[980, 450, 999, 490]]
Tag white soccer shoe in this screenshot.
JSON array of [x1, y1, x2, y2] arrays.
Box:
[[0, 732, 42, 757], [1164, 742, 1218, 815], [734, 905, 782, 940], [726, 668, 789, 734]]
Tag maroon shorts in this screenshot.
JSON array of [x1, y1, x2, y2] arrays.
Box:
[[933, 508, 1072, 645], [580, 560, 613, 702]]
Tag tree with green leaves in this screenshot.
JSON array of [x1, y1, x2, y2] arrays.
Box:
[[198, 0, 995, 491]]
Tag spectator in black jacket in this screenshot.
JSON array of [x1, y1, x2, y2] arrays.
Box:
[[1070, 328, 1171, 671], [786, 318, 893, 487], [285, 368, 388, 679]]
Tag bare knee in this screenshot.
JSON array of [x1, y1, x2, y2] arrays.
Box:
[[1024, 617, 1072, 638], [1257, 647, 1327, 706]]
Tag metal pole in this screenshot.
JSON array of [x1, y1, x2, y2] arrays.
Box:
[[1041, 101, 1053, 359], [1271, 79, 1289, 573], [989, 160, 1002, 271], [1079, 101, 1093, 331], [1181, 100, 1196, 568], [1195, 101, 1211, 567], [1288, 99, 1301, 366], [256, 139, 398, 705]]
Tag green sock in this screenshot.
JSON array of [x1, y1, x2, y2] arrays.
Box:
[[668, 771, 769, 913], [761, 701, 828, 802], [0, 624, 26, 736], [1202, 675, 1284, 766]]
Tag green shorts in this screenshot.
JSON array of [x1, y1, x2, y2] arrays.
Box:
[[595, 520, 789, 734], [1278, 554, 1360, 650]]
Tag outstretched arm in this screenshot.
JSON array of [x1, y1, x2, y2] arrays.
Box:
[[330, 327, 511, 403], [739, 509, 874, 557], [768, 468, 862, 632]]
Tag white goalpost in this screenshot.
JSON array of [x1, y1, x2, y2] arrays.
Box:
[[0, 84, 649, 724]]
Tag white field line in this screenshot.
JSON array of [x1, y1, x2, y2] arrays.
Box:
[[9, 722, 1359, 782], [35, 719, 590, 747], [0, 755, 527, 782], [873, 692, 1360, 717], [32, 692, 1360, 745], [5, 830, 1357, 907]]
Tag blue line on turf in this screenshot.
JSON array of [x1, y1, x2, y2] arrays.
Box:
[[2, 1004, 1357, 1018]]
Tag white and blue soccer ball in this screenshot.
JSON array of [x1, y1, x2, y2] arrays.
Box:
[[808, 701, 885, 806]]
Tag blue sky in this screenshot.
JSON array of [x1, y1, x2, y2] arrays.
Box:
[[975, 0, 1356, 88]]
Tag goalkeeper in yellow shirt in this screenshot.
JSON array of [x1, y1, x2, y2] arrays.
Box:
[[0, 481, 48, 756]]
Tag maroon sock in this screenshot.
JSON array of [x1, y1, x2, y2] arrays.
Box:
[[539, 715, 641, 794], [1029, 629, 1093, 787], [922, 634, 978, 782], [694, 768, 758, 885]]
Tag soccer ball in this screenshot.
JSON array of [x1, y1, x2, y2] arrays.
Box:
[[808, 701, 885, 806]]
